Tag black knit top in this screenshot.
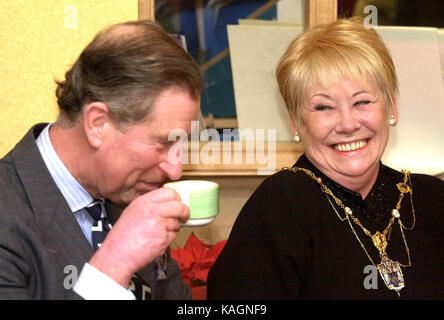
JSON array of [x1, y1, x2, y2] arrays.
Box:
[[207, 155, 444, 299]]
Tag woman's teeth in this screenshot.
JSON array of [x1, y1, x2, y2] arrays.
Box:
[[334, 140, 367, 152]]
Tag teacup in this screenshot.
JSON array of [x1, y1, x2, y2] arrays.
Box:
[[163, 180, 219, 227]]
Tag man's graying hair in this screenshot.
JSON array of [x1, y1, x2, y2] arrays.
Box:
[[55, 20, 203, 129]]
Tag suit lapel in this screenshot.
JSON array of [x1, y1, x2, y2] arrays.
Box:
[[11, 124, 93, 270]]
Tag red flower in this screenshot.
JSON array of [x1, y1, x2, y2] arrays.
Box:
[[171, 233, 226, 286]]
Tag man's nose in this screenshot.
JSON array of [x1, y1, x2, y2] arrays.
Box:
[[159, 143, 183, 181]]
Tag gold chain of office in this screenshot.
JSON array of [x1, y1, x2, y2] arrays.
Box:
[[282, 166, 416, 296]]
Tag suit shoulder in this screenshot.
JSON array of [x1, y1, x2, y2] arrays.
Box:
[[0, 156, 30, 222], [0, 155, 22, 194]]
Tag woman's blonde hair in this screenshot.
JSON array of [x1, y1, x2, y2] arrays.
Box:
[[276, 18, 398, 121]]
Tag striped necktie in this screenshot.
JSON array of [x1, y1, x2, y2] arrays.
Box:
[[85, 199, 111, 251]]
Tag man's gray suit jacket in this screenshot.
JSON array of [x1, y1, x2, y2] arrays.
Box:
[[0, 123, 191, 299]]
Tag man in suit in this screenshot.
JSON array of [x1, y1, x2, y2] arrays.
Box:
[[0, 20, 202, 299]]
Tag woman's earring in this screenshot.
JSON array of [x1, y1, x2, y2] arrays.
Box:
[[293, 132, 301, 143], [389, 114, 397, 126]]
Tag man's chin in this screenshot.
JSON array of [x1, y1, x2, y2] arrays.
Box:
[[107, 191, 142, 206], [126, 186, 158, 202], [109, 183, 162, 204]]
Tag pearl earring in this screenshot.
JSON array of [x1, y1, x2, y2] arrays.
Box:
[[389, 115, 396, 126], [293, 132, 301, 143]]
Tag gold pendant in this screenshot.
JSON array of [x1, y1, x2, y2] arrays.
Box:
[[372, 231, 387, 255], [377, 256, 405, 295]]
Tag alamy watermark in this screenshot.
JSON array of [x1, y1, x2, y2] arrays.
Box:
[[64, 5, 78, 30], [63, 265, 78, 289], [167, 121, 277, 175], [363, 264, 379, 290], [363, 5, 378, 29], [63, 264, 151, 299], [63, 263, 382, 291]]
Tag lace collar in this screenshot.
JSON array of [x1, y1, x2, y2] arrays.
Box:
[[294, 154, 401, 224]]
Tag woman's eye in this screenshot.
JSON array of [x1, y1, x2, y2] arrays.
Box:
[[314, 104, 332, 111], [354, 100, 370, 106]]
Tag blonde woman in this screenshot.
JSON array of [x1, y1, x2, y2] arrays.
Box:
[[207, 18, 444, 299]]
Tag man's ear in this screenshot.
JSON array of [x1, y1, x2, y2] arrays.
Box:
[[82, 102, 112, 148]]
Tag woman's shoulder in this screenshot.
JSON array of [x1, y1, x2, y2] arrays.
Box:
[[383, 164, 444, 203], [411, 172, 444, 187], [383, 164, 444, 186], [233, 165, 323, 236], [410, 171, 444, 199], [256, 166, 322, 196], [242, 166, 324, 218]]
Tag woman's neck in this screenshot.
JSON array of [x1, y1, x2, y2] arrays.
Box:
[[304, 155, 380, 199]]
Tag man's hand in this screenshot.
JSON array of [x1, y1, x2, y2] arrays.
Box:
[[88, 187, 189, 288]]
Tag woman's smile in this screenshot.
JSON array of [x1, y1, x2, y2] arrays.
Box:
[[331, 139, 369, 153]]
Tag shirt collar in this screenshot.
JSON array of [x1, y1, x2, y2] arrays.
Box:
[[36, 123, 94, 212]]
